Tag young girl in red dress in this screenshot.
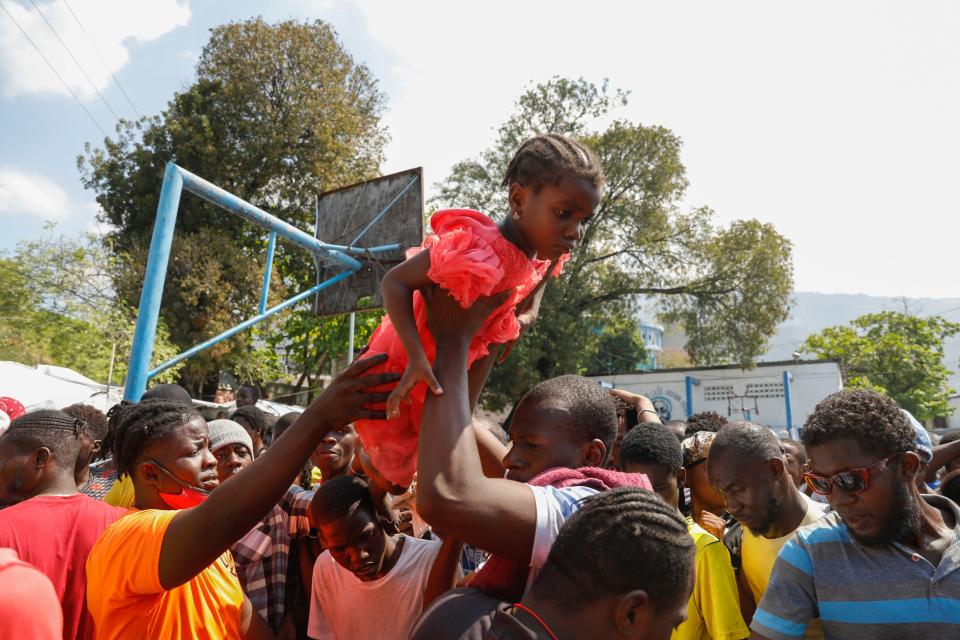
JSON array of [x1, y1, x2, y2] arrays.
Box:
[[356, 134, 605, 486]]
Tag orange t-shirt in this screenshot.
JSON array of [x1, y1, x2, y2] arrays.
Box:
[[85, 509, 244, 639]]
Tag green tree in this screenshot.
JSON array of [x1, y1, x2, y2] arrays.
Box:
[[79, 18, 387, 394], [0, 229, 182, 385], [802, 311, 960, 421], [434, 77, 794, 409], [271, 306, 383, 395]]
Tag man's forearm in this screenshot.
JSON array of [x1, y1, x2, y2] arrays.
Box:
[[417, 338, 483, 521], [930, 438, 960, 479]]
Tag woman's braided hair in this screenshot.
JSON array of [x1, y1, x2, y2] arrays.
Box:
[[104, 400, 200, 478], [502, 133, 605, 192], [532, 487, 694, 609]]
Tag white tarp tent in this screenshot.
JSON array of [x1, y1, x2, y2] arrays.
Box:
[[192, 398, 305, 418], [0, 360, 304, 419], [0, 361, 125, 414]]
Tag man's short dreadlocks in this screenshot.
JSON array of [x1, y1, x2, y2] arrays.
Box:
[[684, 411, 728, 437], [502, 133, 604, 192], [802, 389, 913, 460]]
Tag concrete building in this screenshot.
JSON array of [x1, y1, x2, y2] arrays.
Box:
[[590, 359, 843, 439], [637, 322, 664, 370]]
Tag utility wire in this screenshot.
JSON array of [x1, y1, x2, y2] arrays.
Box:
[[0, 0, 107, 136], [60, 0, 140, 117], [28, 0, 121, 122]]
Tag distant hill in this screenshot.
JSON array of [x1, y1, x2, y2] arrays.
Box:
[[761, 292, 960, 391], [650, 292, 960, 390]]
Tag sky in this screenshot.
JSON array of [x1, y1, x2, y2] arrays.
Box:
[[1, 0, 958, 298]]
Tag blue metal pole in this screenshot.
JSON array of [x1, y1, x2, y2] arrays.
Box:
[[326, 242, 402, 255], [148, 271, 355, 377], [176, 166, 363, 270], [124, 163, 183, 402], [783, 370, 795, 438], [259, 232, 277, 314], [685, 375, 700, 419]]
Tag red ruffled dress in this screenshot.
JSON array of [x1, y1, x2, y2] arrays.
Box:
[[355, 209, 569, 487]]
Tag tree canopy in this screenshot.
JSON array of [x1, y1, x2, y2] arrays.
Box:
[[78, 18, 388, 396], [434, 77, 794, 409], [0, 229, 182, 385], [803, 311, 960, 421]]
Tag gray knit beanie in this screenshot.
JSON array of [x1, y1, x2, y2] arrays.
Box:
[[208, 419, 254, 458]]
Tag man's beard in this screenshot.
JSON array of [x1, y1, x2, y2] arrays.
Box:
[[849, 477, 923, 547], [748, 492, 784, 537]]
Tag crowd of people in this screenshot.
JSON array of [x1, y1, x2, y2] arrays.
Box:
[[2, 133, 959, 639]]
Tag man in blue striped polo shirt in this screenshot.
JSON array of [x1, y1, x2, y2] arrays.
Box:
[[751, 389, 960, 639]]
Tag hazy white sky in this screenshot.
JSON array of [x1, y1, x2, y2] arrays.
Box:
[[2, 0, 958, 298]]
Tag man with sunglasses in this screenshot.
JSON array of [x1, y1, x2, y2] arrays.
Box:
[[751, 389, 960, 640], [707, 422, 827, 638]]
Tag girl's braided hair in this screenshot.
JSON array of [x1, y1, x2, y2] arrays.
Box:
[[502, 133, 605, 192]]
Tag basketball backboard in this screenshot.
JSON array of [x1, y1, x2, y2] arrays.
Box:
[[313, 168, 424, 317]]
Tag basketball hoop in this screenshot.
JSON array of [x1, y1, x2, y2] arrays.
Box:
[[726, 394, 759, 421]]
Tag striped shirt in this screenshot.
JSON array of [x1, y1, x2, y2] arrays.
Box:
[[752, 494, 960, 640]]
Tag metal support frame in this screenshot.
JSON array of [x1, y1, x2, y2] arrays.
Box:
[[123, 162, 405, 402], [685, 375, 700, 419], [259, 232, 277, 314], [783, 370, 795, 438]]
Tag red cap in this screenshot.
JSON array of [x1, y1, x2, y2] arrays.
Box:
[[0, 397, 26, 421]]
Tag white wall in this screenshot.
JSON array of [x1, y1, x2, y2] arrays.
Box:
[[590, 360, 843, 437]]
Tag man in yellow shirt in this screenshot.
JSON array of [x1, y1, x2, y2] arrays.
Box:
[[707, 422, 826, 640], [620, 424, 749, 640]]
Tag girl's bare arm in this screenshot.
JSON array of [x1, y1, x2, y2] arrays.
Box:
[[380, 250, 434, 364]]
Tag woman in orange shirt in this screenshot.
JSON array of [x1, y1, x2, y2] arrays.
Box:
[[86, 356, 397, 639]]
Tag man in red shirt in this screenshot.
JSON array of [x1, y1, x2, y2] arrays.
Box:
[[0, 548, 63, 639], [0, 409, 125, 640]]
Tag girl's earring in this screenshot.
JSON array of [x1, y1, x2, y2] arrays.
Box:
[[512, 209, 520, 220]]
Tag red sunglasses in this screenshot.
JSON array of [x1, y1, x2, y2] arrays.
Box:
[[803, 453, 899, 496]]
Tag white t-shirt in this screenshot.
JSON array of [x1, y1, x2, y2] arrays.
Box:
[[524, 484, 599, 594], [308, 535, 441, 640]]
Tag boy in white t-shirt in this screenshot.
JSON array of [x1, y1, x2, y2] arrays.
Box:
[[307, 475, 442, 640]]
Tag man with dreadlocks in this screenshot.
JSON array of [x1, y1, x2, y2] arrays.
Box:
[[413, 487, 696, 639], [355, 132, 606, 488], [0, 409, 125, 640], [84, 355, 397, 639]]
